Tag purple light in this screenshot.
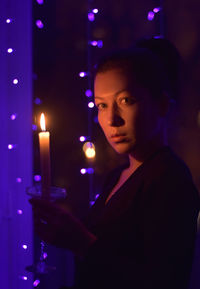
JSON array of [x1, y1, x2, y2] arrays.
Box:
[[22, 244, 28, 250], [34, 97, 42, 105], [33, 280, 40, 287], [7, 48, 13, 54], [79, 136, 86, 142], [17, 209, 23, 215], [91, 40, 98, 47], [43, 252, 48, 259], [16, 178, 22, 183], [88, 102, 94, 108], [88, 12, 95, 22], [79, 71, 87, 78], [10, 114, 17, 120], [6, 19, 12, 23], [147, 11, 155, 21], [154, 35, 162, 39], [36, 20, 44, 29], [95, 193, 100, 199], [92, 8, 99, 14], [87, 168, 94, 174], [85, 89, 93, 97], [97, 40, 103, 48], [21, 276, 28, 281], [32, 124, 37, 131], [36, 0, 44, 4], [153, 7, 161, 13], [93, 116, 98, 123], [8, 144, 14, 150], [80, 168, 87, 175], [13, 78, 19, 85], [90, 201, 95, 206], [34, 175, 41, 182]]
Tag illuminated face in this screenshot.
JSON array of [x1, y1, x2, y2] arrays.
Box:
[[94, 69, 163, 155]]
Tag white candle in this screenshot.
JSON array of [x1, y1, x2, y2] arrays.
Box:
[[39, 113, 51, 198]]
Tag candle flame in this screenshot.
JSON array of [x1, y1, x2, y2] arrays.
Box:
[[40, 113, 46, 131]]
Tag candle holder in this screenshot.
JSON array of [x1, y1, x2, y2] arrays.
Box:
[[26, 185, 67, 275]]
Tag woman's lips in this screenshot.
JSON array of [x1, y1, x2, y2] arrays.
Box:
[[110, 134, 127, 143]]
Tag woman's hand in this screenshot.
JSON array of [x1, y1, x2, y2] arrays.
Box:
[[29, 198, 97, 257]]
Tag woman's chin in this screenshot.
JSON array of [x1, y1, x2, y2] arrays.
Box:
[[110, 141, 136, 155]]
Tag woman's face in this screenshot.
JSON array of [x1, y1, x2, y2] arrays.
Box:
[[94, 69, 164, 155]]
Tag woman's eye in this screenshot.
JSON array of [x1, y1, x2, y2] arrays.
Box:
[[120, 97, 135, 105], [96, 103, 107, 110]]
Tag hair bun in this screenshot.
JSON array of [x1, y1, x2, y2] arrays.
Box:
[[136, 37, 181, 100]]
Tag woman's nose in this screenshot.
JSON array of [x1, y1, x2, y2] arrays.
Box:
[[107, 105, 124, 127]]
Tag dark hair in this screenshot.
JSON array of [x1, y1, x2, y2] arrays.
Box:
[[95, 38, 181, 101]]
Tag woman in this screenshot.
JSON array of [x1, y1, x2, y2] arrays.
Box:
[[31, 38, 200, 289]]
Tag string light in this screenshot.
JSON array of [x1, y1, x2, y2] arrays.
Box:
[[79, 136, 87, 142], [8, 144, 15, 150], [17, 210, 23, 215], [7, 48, 14, 53], [79, 71, 88, 78], [10, 113, 17, 120], [33, 279, 40, 287], [36, 19, 44, 29], [34, 175, 41, 182], [147, 11, 155, 21], [85, 89, 93, 97], [36, 0, 44, 4], [88, 12, 95, 22], [13, 78, 19, 85], [88, 101, 94, 108], [82, 142, 96, 159], [16, 177, 22, 183], [6, 18, 12, 23], [80, 168, 87, 175]]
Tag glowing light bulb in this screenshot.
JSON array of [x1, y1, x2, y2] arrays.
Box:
[[7, 48, 13, 53], [17, 210, 23, 215], [80, 168, 87, 174], [79, 136, 86, 142], [83, 142, 96, 159], [36, 0, 44, 4], [34, 97, 42, 105], [21, 276, 28, 281], [33, 280, 40, 287], [92, 8, 99, 14], [88, 102, 94, 108], [16, 178, 22, 183], [34, 175, 41, 182], [32, 124, 37, 131], [153, 7, 161, 13], [147, 11, 155, 21], [88, 12, 95, 22], [79, 71, 87, 78], [90, 40, 98, 46], [8, 144, 14, 150], [13, 78, 19, 84], [85, 89, 93, 97], [22, 244, 28, 250], [10, 114, 17, 120], [87, 168, 94, 174], [6, 18, 12, 23], [36, 19, 44, 29]]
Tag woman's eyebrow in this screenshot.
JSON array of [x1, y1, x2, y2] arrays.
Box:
[[95, 89, 128, 100]]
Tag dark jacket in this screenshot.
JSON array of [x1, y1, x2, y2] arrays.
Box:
[[75, 146, 200, 289]]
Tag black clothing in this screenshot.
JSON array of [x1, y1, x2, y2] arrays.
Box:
[[75, 146, 200, 289]]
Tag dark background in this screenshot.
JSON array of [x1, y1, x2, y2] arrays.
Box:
[[32, 0, 200, 287]]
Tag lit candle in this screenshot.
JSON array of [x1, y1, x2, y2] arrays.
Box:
[[39, 113, 51, 198]]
